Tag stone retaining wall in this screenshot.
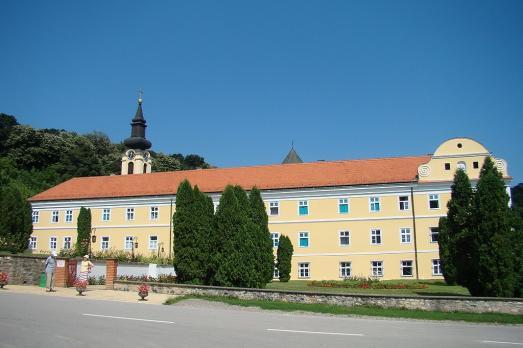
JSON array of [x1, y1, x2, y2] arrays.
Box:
[[0, 255, 47, 285], [114, 281, 523, 315]]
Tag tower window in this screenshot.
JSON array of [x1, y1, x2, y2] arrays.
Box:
[[473, 161, 479, 169], [144, 163, 148, 173], [128, 162, 134, 175], [444, 163, 451, 170]]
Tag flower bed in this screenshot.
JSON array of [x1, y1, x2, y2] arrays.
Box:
[[117, 274, 176, 283], [309, 278, 429, 290]]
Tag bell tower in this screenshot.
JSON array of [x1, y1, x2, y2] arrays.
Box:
[[121, 91, 153, 175]]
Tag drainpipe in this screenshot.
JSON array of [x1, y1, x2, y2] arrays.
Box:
[[410, 186, 419, 280], [169, 198, 173, 258]]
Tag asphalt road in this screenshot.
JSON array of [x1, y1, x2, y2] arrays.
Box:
[[0, 292, 522, 348]]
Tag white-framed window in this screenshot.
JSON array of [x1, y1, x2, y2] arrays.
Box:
[[430, 227, 439, 243], [51, 210, 59, 223], [299, 232, 309, 247], [398, 196, 409, 211], [49, 236, 57, 250], [102, 208, 111, 222], [339, 230, 350, 246], [338, 198, 349, 214], [340, 261, 352, 278], [273, 264, 279, 279], [29, 236, 37, 250], [65, 209, 73, 223], [63, 236, 72, 250], [371, 229, 382, 245], [432, 259, 442, 276], [126, 208, 135, 221], [298, 200, 309, 216], [148, 236, 158, 250], [150, 206, 159, 220], [429, 194, 440, 209], [370, 197, 380, 212], [401, 260, 413, 277], [298, 262, 310, 278], [269, 201, 279, 216], [124, 236, 133, 250], [101, 236, 110, 250], [32, 211, 39, 223], [271, 233, 280, 248], [371, 261, 383, 277], [400, 228, 412, 244]]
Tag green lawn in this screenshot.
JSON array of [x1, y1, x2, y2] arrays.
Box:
[[165, 295, 522, 324], [265, 279, 471, 297]]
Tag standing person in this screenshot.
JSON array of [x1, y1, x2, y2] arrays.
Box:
[[44, 251, 57, 292], [79, 255, 94, 283]]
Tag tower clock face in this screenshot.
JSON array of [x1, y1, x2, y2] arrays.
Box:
[[127, 150, 136, 160], [143, 151, 149, 161]]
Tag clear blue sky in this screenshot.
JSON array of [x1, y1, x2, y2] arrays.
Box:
[[1, 1, 522, 184]]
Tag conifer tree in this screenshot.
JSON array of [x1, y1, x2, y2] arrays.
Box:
[[211, 185, 257, 287], [438, 169, 473, 285], [173, 180, 198, 283], [76, 207, 91, 256], [192, 185, 215, 284], [277, 235, 293, 282], [249, 187, 275, 287], [469, 157, 514, 297], [0, 184, 33, 252]]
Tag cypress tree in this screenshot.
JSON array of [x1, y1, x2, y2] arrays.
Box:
[[469, 157, 514, 297], [249, 187, 275, 287], [438, 169, 473, 285], [277, 235, 293, 282], [0, 184, 32, 252], [509, 208, 523, 297], [173, 179, 199, 283], [192, 185, 214, 284], [76, 207, 91, 256], [212, 185, 257, 287]]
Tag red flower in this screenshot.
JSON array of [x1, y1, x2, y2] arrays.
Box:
[[0, 272, 8, 283], [138, 283, 150, 293]]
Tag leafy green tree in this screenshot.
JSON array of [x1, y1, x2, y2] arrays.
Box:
[[152, 152, 183, 172], [76, 207, 92, 256], [277, 235, 293, 282], [438, 169, 473, 285], [0, 113, 18, 155], [469, 157, 514, 297], [511, 183, 523, 220], [249, 187, 274, 287], [0, 184, 33, 252]]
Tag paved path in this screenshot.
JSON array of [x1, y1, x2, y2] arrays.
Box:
[[1, 284, 173, 305], [1, 287, 522, 348]]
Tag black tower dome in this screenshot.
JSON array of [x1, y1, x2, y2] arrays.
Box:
[[124, 97, 152, 150]]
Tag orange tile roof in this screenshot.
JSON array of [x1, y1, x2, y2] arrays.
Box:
[[29, 155, 431, 202]]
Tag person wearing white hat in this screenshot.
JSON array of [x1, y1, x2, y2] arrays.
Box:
[[78, 255, 94, 284], [44, 251, 57, 292]]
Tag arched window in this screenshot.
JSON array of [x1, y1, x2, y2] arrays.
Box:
[[128, 162, 134, 175], [143, 163, 147, 173], [457, 161, 466, 171]]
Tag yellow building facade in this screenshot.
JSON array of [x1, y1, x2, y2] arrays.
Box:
[[29, 137, 511, 281]]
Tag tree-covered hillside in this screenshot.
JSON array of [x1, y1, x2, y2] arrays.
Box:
[[0, 113, 211, 197]]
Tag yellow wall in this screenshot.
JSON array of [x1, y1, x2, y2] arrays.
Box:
[[30, 138, 510, 281]]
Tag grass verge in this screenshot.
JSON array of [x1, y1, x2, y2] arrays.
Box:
[[165, 295, 523, 325]]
